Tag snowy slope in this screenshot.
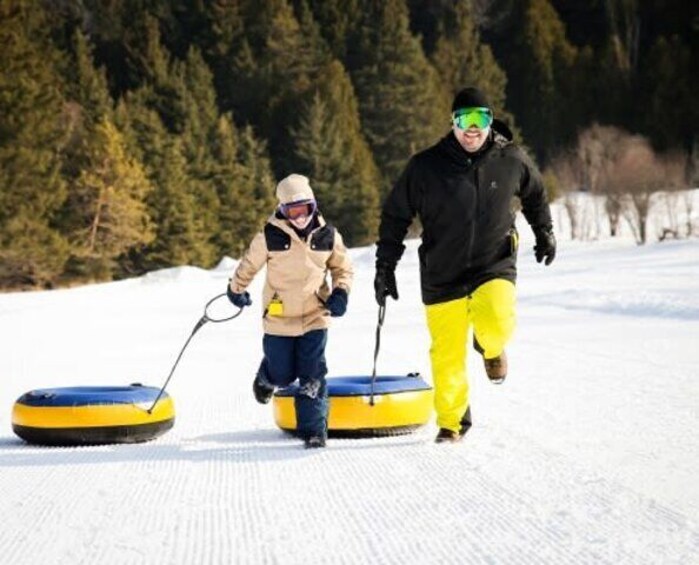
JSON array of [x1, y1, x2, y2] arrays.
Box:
[[1, 216, 698, 564]]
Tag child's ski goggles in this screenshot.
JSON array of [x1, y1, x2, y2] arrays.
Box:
[[452, 107, 493, 130], [280, 199, 316, 220]]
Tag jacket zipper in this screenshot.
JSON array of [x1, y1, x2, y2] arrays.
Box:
[[465, 165, 479, 269]]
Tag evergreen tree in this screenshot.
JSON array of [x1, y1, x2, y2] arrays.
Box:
[[239, 0, 330, 176], [124, 21, 220, 267], [136, 15, 189, 134], [405, 0, 460, 54], [212, 117, 275, 257], [292, 0, 329, 67], [82, 0, 177, 95], [179, 46, 223, 258], [180, 47, 220, 155], [220, 0, 316, 129], [0, 0, 69, 287], [638, 35, 694, 153], [61, 119, 154, 279], [291, 60, 380, 245], [235, 125, 277, 244], [508, 0, 578, 161], [185, 0, 255, 122], [115, 97, 212, 272], [301, 0, 363, 60], [210, 114, 242, 256], [66, 29, 113, 125], [60, 28, 115, 208], [348, 0, 448, 195], [573, 42, 631, 130], [145, 135, 208, 268], [197, 0, 246, 63], [428, 2, 510, 122], [222, 37, 259, 124]]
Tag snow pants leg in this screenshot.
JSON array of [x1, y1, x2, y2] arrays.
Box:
[[259, 330, 329, 439], [425, 279, 516, 433]]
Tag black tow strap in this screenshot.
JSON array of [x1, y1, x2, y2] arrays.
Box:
[[147, 294, 242, 414], [369, 304, 386, 406]]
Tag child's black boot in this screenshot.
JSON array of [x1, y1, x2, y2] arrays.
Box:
[[252, 374, 274, 404], [304, 434, 327, 449]]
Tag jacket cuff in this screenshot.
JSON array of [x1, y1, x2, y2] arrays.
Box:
[[533, 224, 554, 234], [229, 279, 246, 294], [375, 241, 404, 268], [375, 259, 396, 272]]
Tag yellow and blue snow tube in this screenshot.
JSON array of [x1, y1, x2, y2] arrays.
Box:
[[12, 385, 175, 446], [273, 375, 433, 437]]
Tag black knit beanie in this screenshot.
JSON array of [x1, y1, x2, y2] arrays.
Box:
[[451, 87, 490, 112]]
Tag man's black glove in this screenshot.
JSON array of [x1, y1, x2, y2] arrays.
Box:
[[325, 288, 348, 317], [534, 225, 556, 266], [374, 261, 398, 307], [226, 285, 252, 308]]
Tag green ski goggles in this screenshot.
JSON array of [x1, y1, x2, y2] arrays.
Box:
[[452, 107, 494, 130]]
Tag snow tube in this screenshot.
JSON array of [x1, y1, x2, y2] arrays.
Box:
[[273, 375, 433, 437], [12, 385, 175, 446]]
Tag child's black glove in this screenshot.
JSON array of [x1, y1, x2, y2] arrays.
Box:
[[325, 288, 348, 317], [374, 261, 398, 306], [226, 286, 252, 308], [534, 225, 557, 266]]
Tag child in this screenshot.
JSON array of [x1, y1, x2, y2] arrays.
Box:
[[227, 174, 353, 448]]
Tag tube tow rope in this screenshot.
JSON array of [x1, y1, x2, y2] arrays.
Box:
[[147, 294, 242, 413]]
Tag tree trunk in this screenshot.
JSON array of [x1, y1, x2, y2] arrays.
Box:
[[639, 216, 646, 244], [88, 189, 106, 254]]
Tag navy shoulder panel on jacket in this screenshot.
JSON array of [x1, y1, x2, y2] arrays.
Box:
[[310, 225, 335, 251], [264, 223, 291, 251]]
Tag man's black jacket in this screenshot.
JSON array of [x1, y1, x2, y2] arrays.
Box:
[[376, 120, 552, 305]]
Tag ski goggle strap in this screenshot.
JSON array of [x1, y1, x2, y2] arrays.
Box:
[[452, 107, 494, 130], [280, 199, 316, 220]]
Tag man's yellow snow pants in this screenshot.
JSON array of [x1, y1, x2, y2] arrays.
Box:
[[425, 279, 516, 432]]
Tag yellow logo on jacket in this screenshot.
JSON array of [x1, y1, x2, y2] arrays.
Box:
[[268, 293, 284, 316]]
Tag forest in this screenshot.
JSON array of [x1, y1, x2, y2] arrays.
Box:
[[0, 0, 696, 288]]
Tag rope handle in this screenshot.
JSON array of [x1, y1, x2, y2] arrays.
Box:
[[369, 303, 386, 406], [203, 292, 243, 323], [146, 294, 243, 413]]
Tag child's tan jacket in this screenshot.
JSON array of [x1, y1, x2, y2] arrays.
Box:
[[229, 213, 353, 336]]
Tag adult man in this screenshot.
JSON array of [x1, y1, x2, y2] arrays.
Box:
[[374, 87, 556, 443]]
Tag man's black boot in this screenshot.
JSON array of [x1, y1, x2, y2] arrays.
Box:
[[435, 407, 472, 443]]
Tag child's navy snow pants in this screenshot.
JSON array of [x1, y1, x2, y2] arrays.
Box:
[[258, 329, 328, 439]]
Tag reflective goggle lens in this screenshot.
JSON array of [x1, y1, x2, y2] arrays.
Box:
[[281, 200, 316, 220], [452, 107, 493, 130]]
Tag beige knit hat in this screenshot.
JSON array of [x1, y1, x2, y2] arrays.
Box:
[[276, 174, 315, 204]]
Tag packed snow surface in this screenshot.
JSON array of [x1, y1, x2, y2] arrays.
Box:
[[1, 218, 698, 564]]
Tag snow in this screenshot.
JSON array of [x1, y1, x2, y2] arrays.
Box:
[[1, 210, 699, 564]]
